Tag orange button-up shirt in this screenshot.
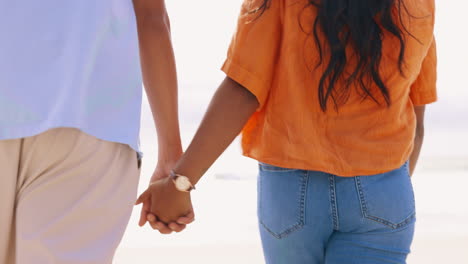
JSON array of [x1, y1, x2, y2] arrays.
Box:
[[222, 0, 437, 176]]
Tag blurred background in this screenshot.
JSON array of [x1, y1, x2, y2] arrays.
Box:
[[115, 0, 468, 263]]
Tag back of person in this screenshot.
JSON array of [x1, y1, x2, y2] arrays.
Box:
[[138, 0, 438, 263], [224, 0, 436, 176], [0, 1, 179, 263], [219, 0, 437, 262], [0, 0, 142, 151]]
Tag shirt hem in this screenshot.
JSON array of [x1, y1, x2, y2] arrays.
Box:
[[242, 151, 409, 177]]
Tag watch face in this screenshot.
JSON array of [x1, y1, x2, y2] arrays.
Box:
[[175, 176, 192, 191]]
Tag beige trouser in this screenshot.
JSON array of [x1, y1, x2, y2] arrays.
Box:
[[0, 128, 140, 264]]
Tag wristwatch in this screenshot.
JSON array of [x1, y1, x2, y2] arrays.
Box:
[[170, 170, 196, 192]]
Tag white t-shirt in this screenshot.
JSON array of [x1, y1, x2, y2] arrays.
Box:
[[0, 0, 142, 153]]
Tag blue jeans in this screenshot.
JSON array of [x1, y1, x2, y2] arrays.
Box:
[[258, 162, 415, 264]]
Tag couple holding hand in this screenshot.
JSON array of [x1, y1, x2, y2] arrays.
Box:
[[0, 0, 437, 263]]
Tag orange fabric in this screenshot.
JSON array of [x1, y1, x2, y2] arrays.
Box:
[[222, 0, 437, 176]]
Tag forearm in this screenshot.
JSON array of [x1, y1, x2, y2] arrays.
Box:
[[173, 77, 259, 184], [134, 4, 182, 161], [409, 127, 424, 176], [409, 105, 426, 176]]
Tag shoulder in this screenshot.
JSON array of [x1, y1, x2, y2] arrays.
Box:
[[403, 0, 435, 17], [236, 0, 285, 26]]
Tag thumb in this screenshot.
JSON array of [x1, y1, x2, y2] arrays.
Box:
[[135, 189, 151, 205], [177, 210, 195, 225]]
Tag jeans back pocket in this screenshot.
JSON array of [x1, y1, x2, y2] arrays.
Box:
[[258, 163, 308, 239], [355, 162, 415, 229]]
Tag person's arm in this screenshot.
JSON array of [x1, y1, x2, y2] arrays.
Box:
[[136, 0, 282, 230], [409, 105, 426, 176], [174, 87, 425, 181], [132, 0, 183, 227], [408, 37, 437, 176], [133, 0, 182, 166], [136, 77, 259, 224], [174, 77, 259, 183]]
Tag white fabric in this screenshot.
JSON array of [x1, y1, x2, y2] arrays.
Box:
[[0, 0, 142, 152]]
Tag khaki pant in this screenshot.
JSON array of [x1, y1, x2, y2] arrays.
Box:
[[0, 128, 140, 264]]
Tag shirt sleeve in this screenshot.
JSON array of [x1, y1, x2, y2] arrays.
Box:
[[409, 36, 438, 106], [221, 0, 283, 109]]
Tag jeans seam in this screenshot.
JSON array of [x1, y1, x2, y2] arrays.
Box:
[[355, 176, 416, 229], [355, 176, 368, 218], [300, 171, 308, 227], [259, 171, 308, 239], [329, 175, 339, 230], [259, 163, 299, 172], [260, 168, 299, 172]]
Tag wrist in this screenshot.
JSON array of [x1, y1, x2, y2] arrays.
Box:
[[170, 170, 196, 192], [170, 150, 207, 186], [172, 164, 204, 187], [163, 176, 192, 197], [151, 152, 183, 183], [157, 146, 183, 164]]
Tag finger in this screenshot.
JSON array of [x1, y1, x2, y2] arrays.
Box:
[[135, 189, 151, 205], [158, 228, 173, 235], [147, 216, 168, 231], [138, 201, 150, 227], [168, 222, 186, 233], [151, 221, 173, 235], [138, 207, 146, 227], [147, 213, 157, 223], [148, 220, 160, 230], [176, 211, 195, 225]]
